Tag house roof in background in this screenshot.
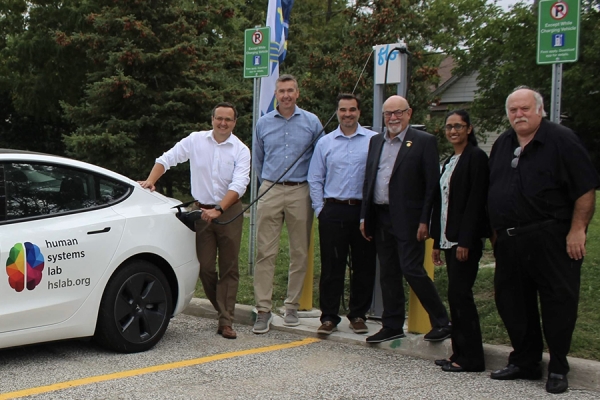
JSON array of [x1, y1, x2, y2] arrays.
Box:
[[436, 56, 455, 88], [431, 56, 478, 108]]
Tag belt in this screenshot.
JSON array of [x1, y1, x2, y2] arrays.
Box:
[[375, 204, 389, 211], [326, 198, 362, 206], [195, 199, 240, 209], [500, 220, 559, 237], [195, 202, 216, 209], [274, 181, 306, 186]]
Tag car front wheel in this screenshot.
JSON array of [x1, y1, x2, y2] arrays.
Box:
[[95, 260, 173, 353]]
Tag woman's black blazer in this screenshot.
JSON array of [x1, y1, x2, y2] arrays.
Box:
[[431, 143, 490, 250]]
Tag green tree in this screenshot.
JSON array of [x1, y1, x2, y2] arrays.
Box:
[[562, 0, 600, 168], [0, 0, 89, 153], [59, 0, 251, 195], [451, 0, 600, 169], [281, 0, 496, 146]]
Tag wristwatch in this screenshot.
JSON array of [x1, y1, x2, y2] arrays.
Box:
[[214, 205, 223, 214]]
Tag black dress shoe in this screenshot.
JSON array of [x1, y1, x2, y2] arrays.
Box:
[[366, 327, 406, 343], [546, 373, 568, 394], [490, 364, 542, 380], [435, 359, 451, 367], [424, 325, 452, 342], [442, 362, 465, 372]]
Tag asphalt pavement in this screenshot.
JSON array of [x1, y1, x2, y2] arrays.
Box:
[[1, 309, 599, 399], [184, 298, 600, 394]]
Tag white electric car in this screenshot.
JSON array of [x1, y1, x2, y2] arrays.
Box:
[[0, 149, 198, 353]]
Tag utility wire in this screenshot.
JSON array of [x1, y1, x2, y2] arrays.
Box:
[[176, 49, 375, 226]]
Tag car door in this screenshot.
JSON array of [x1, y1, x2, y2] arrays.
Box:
[[0, 162, 128, 333]]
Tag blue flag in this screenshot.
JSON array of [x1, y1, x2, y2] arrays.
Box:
[[259, 0, 294, 116]]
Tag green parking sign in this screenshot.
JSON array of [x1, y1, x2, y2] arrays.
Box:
[[537, 0, 580, 64], [244, 27, 270, 78]]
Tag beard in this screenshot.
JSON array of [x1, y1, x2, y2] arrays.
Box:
[[387, 123, 404, 135]]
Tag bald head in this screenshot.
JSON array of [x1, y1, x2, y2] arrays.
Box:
[[382, 95, 412, 137], [506, 88, 545, 138], [383, 95, 409, 110]]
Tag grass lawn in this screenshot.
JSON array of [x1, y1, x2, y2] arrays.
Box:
[[194, 198, 600, 361]]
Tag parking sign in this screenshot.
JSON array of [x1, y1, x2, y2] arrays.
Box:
[[244, 27, 270, 78], [537, 0, 580, 64]]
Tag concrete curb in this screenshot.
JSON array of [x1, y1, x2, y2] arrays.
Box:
[[183, 298, 600, 392]]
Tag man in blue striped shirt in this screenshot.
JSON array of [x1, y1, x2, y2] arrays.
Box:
[[252, 74, 324, 334], [308, 93, 377, 335]]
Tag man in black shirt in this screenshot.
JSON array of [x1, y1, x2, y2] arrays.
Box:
[[488, 86, 599, 394]]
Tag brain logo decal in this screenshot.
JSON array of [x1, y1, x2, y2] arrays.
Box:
[[6, 242, 45, 292]]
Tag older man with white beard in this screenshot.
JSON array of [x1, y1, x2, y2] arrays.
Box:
[[360, 95, 451, 344], [488, 86, 599, 394]]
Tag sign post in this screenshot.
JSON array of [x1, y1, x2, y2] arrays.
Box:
[[244, 27, 270, 275], [537, 0, 581, 123]]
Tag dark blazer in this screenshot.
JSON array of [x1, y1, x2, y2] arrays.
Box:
[[361, 127, 440, 241], [431, 143, 490, 249]]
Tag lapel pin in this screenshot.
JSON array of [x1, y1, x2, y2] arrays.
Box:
[[406, 141, 412, 147]]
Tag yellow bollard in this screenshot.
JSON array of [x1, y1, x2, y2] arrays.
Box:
[[407, 238, 435, 334], [298, 221, 315, 311]]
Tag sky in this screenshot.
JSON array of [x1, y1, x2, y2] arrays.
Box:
[[497, 0, 520, 11]]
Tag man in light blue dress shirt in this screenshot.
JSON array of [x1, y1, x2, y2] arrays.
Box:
[[308, 93, 377, 335], [252, 74, 323, 333]]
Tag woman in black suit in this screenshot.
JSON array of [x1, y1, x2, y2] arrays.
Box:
[[431, 110, 489, 372]]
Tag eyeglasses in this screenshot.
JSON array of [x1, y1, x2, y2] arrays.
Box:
[[214, 117, 235, 123], [444, 124, 467, 132], [511, 146, 522, 168], [383, 108, 410, 118]]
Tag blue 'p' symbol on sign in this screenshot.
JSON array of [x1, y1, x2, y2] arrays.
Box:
[[253, 55, 261, 66], [552, 34, 565, 47]]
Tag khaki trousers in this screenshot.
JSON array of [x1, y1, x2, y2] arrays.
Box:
[[254, 181, 313, 312], [195, 201, 243, 327]]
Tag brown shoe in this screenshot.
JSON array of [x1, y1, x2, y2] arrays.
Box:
[[218, 326, 237, 339], [349, 317, 369, 334], [317, 321, 337, 335]]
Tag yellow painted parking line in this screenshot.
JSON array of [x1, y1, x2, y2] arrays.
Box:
[[0, 337, 320, 399]]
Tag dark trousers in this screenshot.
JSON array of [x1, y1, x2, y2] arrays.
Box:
[[374, 207, 449, 330], [494, 222, 581, 375], [194, 202, 244, 328], [318, 202, 376, 325], [444, 241, 485, 371]]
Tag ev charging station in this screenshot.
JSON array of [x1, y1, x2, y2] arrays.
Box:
[[369, 42, 409, 319], [371, 42, 409, 134]]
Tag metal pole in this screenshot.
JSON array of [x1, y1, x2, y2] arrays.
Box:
[[550, 63, 563, 123], [248, 77, 261, 275], [372, 46, 386, 133], [372, 85, 385, 134], [397, 49, 408, 98]]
